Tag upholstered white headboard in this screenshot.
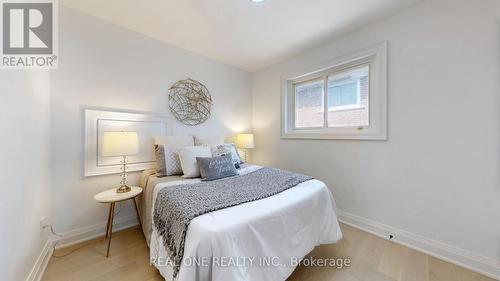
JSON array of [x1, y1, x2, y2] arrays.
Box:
[[84, 107, 172, 177]]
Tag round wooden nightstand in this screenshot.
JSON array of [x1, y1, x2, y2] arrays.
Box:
[[94, 186, 143, 257]]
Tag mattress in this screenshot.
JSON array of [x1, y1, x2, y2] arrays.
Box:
[[140, 165, 342, 281]]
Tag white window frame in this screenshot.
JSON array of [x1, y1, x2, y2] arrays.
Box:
[[281, 41, 387, 140]]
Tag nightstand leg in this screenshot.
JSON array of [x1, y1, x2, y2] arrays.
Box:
[[132, 198, 143, 233], [106, 202, 115, 257], [105, 203, 113, 238]]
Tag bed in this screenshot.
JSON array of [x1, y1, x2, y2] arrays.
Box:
[[139, 164, 342, 281]]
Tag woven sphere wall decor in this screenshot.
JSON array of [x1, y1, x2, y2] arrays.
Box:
[[168, 78, 213, 126]]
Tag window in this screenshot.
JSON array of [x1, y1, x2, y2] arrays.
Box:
[[295, 79, 324, 128], [328, 65, 369, 128], [282, 42, 387, 140], [329, 80, 358, 108]]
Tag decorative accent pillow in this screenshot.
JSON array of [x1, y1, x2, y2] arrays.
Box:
[[211, 143, 242, 168], [177, 146, 212, 178], [155, 145, 183, 177], [196, 154, 238, 181], [194, 135, 224, 146]]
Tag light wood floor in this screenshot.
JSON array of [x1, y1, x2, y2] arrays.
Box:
[[42, 224, 497, 281]]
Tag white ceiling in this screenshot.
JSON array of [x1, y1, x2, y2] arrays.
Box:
[[61, 0, 420, 72]]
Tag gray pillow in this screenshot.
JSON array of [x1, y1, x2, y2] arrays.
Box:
[[210, 143, 242, 168], [196, 154, 238, 181]]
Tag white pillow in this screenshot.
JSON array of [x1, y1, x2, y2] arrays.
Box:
[[154, 135, 194, 147], [194, 135, 224, 146], [177, 146, 212, 178]]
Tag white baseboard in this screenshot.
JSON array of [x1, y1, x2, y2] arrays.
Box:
[[54, 213, 139, 249], [26, 237, 55, 281], [26, 214, 139, 281], [337, 210, 500, 280]]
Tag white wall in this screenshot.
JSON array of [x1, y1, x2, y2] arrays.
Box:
[[50, 7, 253, 235], [0, 70, 51, 280], [253, 0, 500, 275]]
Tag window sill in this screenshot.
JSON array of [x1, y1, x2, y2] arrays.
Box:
[[281, 127, 387, 140], [329, 105, 365, 112], [318, 106, 365, 113], [281, 133, 387, 140]]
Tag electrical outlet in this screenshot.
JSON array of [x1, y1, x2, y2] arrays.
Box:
[[40, 217, 48, 234]]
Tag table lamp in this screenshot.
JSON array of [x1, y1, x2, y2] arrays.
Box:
[[236, 133, 254, 163], [101, 131, 139, 193]]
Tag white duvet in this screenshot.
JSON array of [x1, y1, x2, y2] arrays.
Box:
[[148, 165, 342, 281]]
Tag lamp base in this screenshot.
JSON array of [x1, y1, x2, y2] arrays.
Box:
[[116, 185, 131, 193], [240, 149, 249, 163]]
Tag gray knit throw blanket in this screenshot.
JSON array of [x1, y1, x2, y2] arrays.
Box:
[[153, 167, 313, 278]]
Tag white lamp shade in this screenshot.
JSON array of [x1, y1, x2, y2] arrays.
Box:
[[236, 133, 255, 149], [101, 131, 139, 157]]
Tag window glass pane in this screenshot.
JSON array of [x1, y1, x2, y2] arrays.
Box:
[[329, 82, 358, 107], [295, 79, 324, 128], [328, 65, 369, 127]]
